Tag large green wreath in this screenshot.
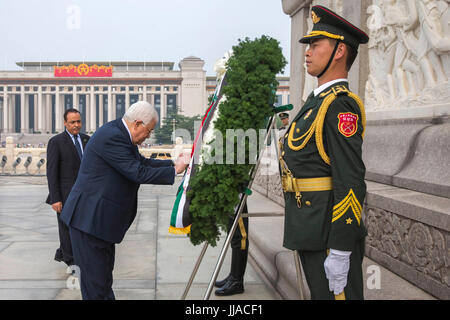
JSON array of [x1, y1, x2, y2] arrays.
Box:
[[187, 36, 287, 246]]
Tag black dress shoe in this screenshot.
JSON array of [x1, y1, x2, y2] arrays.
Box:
[[215, 274, 232, 288], [214, 277, 244, 296]]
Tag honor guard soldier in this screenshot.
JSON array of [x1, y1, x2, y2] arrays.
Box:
[[280, 5, 369, 300], [278, 112, 290, 131]]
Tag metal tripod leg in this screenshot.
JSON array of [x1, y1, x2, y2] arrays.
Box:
[[203, 115, 278, 300], [182, 115, 279, 300], [181, 241, 209, 300], [203, 194, 248, 300]]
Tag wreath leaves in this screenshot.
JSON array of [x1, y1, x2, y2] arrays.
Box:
[[187, 36, 287, 246]]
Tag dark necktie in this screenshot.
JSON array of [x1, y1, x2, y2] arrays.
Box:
[[73, 134, 83, 159]]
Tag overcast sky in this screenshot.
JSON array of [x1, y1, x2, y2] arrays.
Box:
[[0, 0, 291, 75]]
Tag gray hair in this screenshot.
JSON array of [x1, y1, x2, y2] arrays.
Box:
[[123, 101, 159, 125]]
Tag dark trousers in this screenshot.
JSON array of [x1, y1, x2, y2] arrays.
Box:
[[297, 239, 365, 300], [55, 213, 74, 266], [228, 202, 249, 280], [69, 227, 116, 300]]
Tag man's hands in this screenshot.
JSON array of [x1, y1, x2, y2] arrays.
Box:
[[324, 249, 351, 295], [51, 201, 63, 213], [174, 152, 190, 174]]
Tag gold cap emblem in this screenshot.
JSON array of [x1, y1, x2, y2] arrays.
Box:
[[311, 11, 321, 24]]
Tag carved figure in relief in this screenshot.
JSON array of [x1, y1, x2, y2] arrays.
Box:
[[416, 0, 450, 86], [366, 2, 394, 107], [365, 0, 450, 109]]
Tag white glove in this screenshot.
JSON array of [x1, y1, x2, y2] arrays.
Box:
[[324, 249, 351, 295]]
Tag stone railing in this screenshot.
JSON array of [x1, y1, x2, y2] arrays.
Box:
[[0, 136, 192, 176]]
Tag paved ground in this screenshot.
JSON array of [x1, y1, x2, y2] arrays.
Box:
[[0, 176, 277, 300], [0, 176, 435, 300]]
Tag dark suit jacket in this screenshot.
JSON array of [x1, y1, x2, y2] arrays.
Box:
[[60, 119, 176, 244], [46, 131, 90, 205]]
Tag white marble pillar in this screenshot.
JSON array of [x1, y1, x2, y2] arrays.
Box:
[[9, 95, 15, 132], [99, 94, 104, 126], [46, 94, 52, 133], [90, 86, 96, 131], [24, 93, 29, 133], [143, 86, 147, 102], [37, 87, 44, 132], [55, 88, 62, 132], [33, 94, 38, 132], [20, 86, 26, 133], [107, 86, 113, 121], [160, 91, 166, 122], [3, 89, 8, 133], [84, 91, 90, 132], [125, 86, 130, 111], [112, 93, 117, 120], [73, 86, 77, 109]]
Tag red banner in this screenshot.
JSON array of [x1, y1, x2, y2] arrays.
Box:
[[54, 64, 113, 77]]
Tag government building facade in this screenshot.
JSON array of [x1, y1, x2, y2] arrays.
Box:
[[0, 57, 290, 135]]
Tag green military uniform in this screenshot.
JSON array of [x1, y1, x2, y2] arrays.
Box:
[[280, 5, 369, 300]]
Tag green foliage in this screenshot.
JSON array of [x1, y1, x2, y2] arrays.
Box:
[[187, 35, 287, 246], [154, 107, 202, 144]]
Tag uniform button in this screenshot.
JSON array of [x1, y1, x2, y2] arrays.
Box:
[[282, 151, 285, 156], [305, 201, 311, 206], [285, 134, 288, 138], [296, 128, 300, 133]]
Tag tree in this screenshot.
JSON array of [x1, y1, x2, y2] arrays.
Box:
[[154, 106, 202, 145]]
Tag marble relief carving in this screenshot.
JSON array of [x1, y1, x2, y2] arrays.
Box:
[[365, 206, 450, 287], [365, 0, 450, 110]]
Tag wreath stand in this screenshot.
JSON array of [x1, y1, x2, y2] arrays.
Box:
[[180, 104, 306, 300]]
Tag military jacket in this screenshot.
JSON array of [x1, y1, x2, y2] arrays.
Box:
[[281, 82, 367, 251]]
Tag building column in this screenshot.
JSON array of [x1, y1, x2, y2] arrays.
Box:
[[143, 86, 147, 103], [72, 86, 76, 109], [24, 92, 30, 133], [8, 95, 14, 133], [33, 94, 38, 132], [98, 94, 104, 127], [90, 86, 96, 132], [85, 90, 90, 132], [37, 87, 44, 132], [55, 88, 63, 132], [107, 86, 113, 121], [20, 86, 26, 133], [112, 93, 117, 120], [3, 89, 8, 133], [125, 86, 130, 112], [160, 91, 166, 122], [47, 93, 52, 133]]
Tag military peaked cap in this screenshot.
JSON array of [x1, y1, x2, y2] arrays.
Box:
[[299, 5, 369, 50], [279, 112, 289, 119]]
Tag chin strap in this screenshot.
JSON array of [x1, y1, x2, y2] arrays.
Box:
[[317, 40, 340, 79]]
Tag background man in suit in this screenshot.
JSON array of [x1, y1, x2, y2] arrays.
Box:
[[46, 108, 90, 268], [60, 101, 189, 300]]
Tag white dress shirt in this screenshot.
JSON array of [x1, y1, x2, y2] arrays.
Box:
[[66, 129, 84, 154]]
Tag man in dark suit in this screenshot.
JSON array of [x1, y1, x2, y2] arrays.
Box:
[[46, 108, 90, 268], [60, 101, 189, 300]]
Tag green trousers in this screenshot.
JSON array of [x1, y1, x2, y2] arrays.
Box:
[[297, 239, 365, 300], [227, 202, 249, 280]]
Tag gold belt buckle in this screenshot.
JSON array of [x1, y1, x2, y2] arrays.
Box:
[[281, 175, 292, 192]]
